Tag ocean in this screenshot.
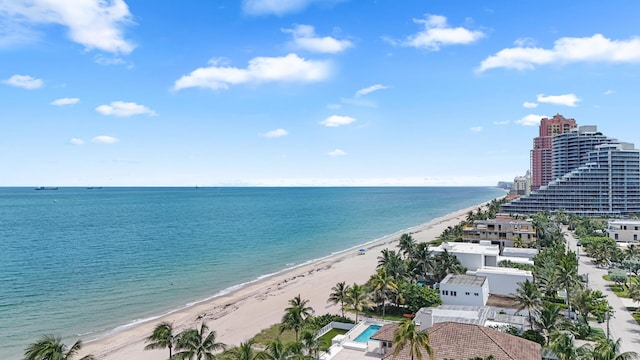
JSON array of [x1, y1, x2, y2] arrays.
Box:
[[0, 186, 503, 359]]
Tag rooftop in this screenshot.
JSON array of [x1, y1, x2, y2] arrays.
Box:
[[441, 274, 487, 287], [377, 322, 541, 360], [433, 242, 499, 255], [474, 266, 533, 276]]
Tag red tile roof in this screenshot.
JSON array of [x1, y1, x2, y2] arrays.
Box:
[[378, 322, 541, 360]]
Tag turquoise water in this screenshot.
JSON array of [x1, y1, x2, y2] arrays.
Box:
[[354, 324, 382, 343], [0, 187, 503, 359]]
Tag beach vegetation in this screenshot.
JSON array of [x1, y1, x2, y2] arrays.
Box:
[[581, 337, 638, 360], [398, 233, 417, 259], [397, 283, 442, 314], [280, 295, 313, 342], [23, 335, 95, 360], [222, 339, 267, 360], [392, 318, 433, 360], [145, 321, 176, 358], [173, 322, 227, 360], [327, 281, 351, 318], [344, 283, 370, 322], [367, 267, 398, 318]]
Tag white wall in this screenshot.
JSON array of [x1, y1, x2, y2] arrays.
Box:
[[470, 268, 533, 296], [451, 252, 484, 271], [439, 282, 487, 306]]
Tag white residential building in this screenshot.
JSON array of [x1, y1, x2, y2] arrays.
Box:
[[467, 266, 533, 297], [431, 241, 499, 271], [607, 219, 640, 243], [501, 247, 538, 259], [439, 274, 489, 307]]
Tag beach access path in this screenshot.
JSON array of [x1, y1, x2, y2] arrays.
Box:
[[79, 200, 497, 360]]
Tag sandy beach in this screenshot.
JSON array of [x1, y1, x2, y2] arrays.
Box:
[[79, 199, 499, 359]]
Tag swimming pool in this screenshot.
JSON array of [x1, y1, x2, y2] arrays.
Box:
[[354, 324, 382, 342]]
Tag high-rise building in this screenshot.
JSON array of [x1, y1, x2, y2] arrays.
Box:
[[531, 114, 577, 190], [513, 170, 531, 196], [552, 125, 616, 179], [503, 141, 640, 216]]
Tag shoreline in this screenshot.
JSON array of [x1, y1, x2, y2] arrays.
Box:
[[78, 197, 502, 360]]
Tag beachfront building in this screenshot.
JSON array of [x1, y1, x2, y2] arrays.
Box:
[[462, 215, 537, 248], [439, 274, 489, 306], [513, 170, 531, 195], [607, 219, 640, 243], [467, 266, 533, 297], [372, 321, 540, 359], [531, 114, 577, 190], [431, 241, 499, 271], [503, 141, 640, 216], [501, 247, 538, 260], [552, 125, 618, 180]]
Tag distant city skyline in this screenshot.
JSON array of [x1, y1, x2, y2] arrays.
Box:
[[2, 1, 640, 186]]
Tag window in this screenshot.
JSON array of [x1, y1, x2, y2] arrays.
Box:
[[635, 234, 638, 241], [474, 293, 479, 296], [615, 234, 619, 240], [442, 290, 449, 296], [465, 292, 470, 296], [452, 291, 457, 297]]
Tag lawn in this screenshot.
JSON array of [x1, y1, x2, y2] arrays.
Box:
[[609, 284, 630, 298], [317, 328, 347, 350], [628, 307, 640, 325]]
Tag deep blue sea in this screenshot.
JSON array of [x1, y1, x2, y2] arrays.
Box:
[[0, 187, 503, 359]]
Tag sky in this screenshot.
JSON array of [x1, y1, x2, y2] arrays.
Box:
[[2, 0, 640, 186]]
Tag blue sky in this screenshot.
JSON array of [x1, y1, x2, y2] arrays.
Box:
[[2, 0, 640, 186]]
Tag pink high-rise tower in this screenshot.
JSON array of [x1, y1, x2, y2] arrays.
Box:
[[530, 114, 577, 190]]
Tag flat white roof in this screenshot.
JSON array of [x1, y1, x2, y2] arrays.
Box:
[[608, 219, 640, 225], [502, 247, 538, 255], [433, 242, 500, 255], [474, 266, 533, 276]]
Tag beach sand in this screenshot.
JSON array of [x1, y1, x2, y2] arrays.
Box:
[[79, 199, 498, 359]]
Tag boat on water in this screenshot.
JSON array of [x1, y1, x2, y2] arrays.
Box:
[[35, 187, 58, 190]]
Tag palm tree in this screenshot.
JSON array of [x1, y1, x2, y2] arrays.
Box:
[[573, 289, 608, 327], [549, 331, 587, 360], [367, 268, 398, 318], [433, 250, 465, 282], [557, 252, 580, 318], [628, 277, 640, 304], [411, 242, 434, 284], [223, 340, 267, 360], [513, 280, 542, 329], [398, 234, 416, 259], [392, 319, 433, 360], [145, 321, 176, 359], [345, 283, 369, 322], [300, 330, 324, 359], [23, 335, 95, 360], [262, 339, 289, 360], [534, 303, 566, 344], [327, 281, 351, 317], [587, 338, 638, 360], [173, 322, 227, 360], [281, 295, 313, 341]]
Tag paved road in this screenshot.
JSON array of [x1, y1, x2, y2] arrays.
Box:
[[564, 228, 640, 353]]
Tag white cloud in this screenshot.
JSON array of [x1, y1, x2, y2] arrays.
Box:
[[320, 115, 356, 127], [69, 138, 84, 145], [355, 84, 388, 97], [515, 114, 547, 126], [51, 97, 79, 106], [0, 0, 135, 54], [94, 55, 128, 66], [96, 101, 157, 117], [92, 135, 119, 144], [174, 53, 330, 91], [242, 0, 317, 15], [536, 93, 581, 107], [514, 37, 536, 47], [262, 128, 288, 138], [469, 126, 483, 132], [399, 14, 485, 51], [328, 149, 347, 156], [493, 120, 510, 125], [3, 74, 43, 89], [478, 34, 640, 72], [523, 101, 538, 108], [604, 89, 615, 95], [326, 103, 341, 109], [283, 24, 352, 53]]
